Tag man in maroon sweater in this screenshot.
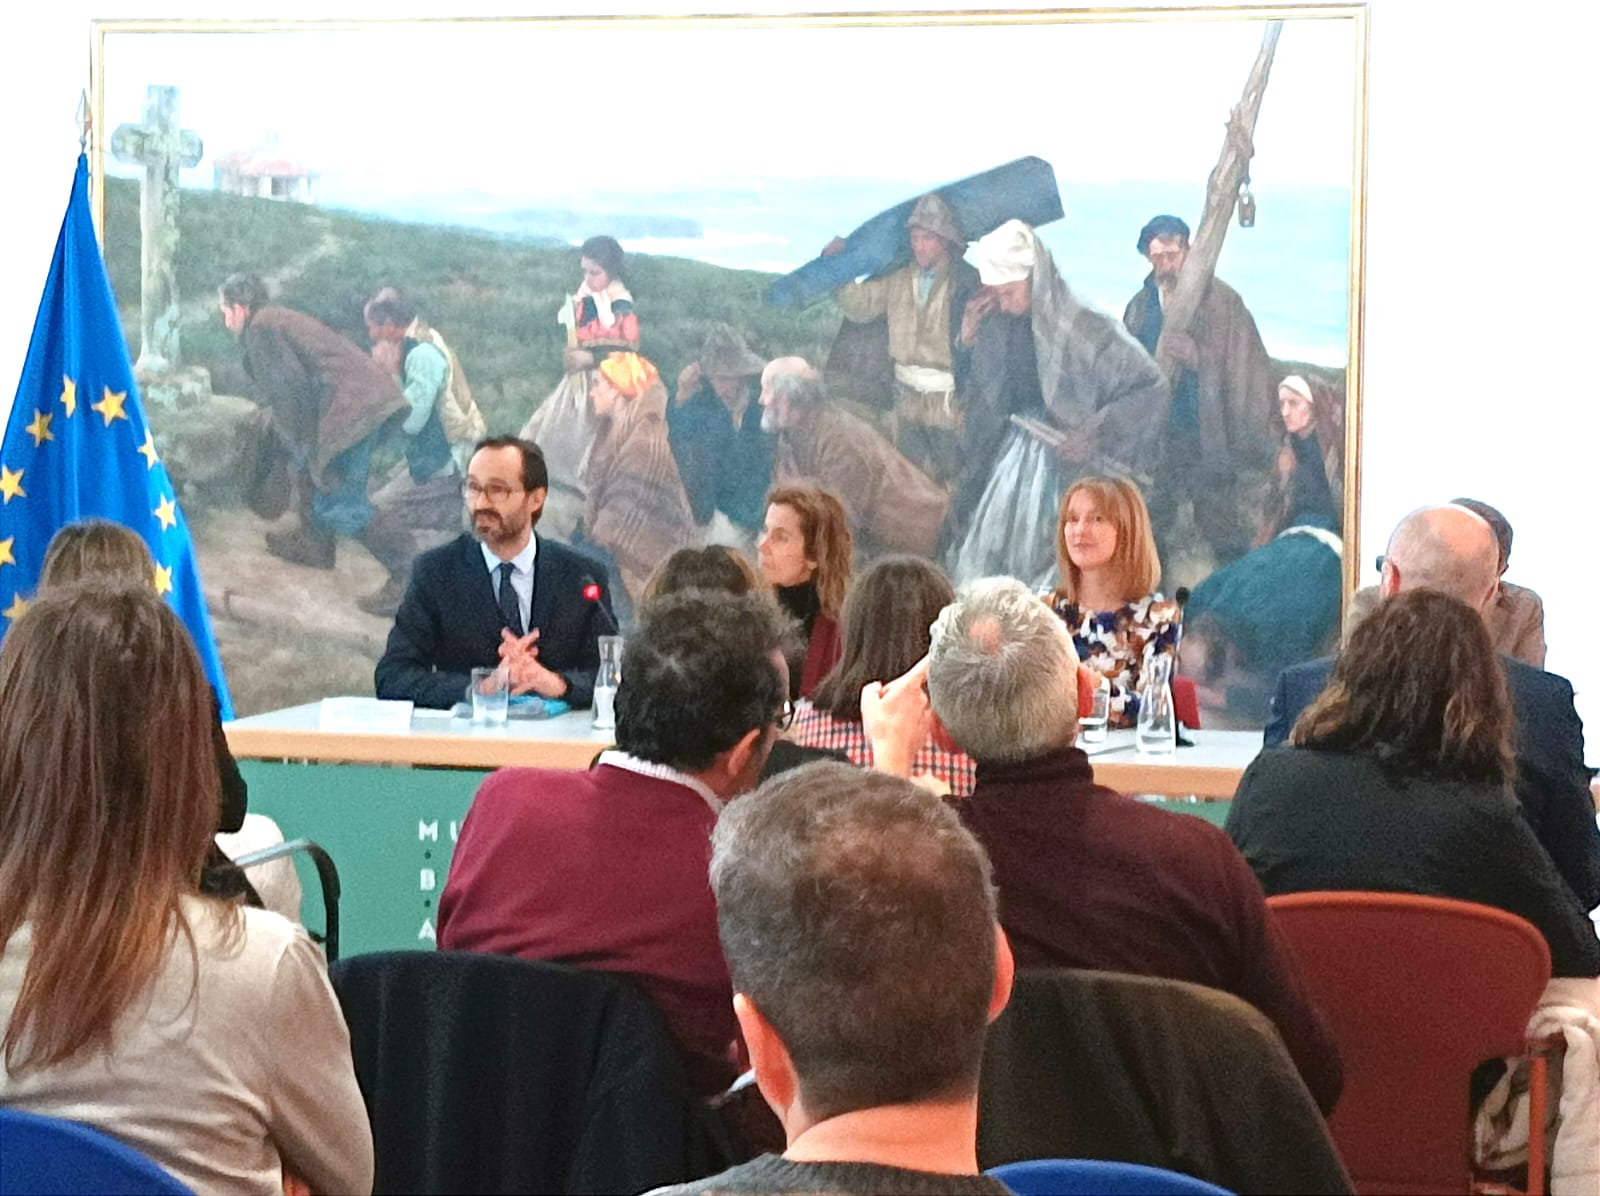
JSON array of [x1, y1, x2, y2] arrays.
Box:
[[438, 590, 790, 1096], [925, 577, 1343, 1114]]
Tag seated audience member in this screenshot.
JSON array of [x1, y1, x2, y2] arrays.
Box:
[[1345, 498, 1546, 668], [651, 764, 1014, 1195], [437, 591, 789, 1096], [0, 585, 371, 1196], [926, 578, 1343, 1113], [38, 519, 255, 905], [1231, 590, 1600, 979], [758, 486, 853, 699], [375, 435, 613, 710], [1267, 503, 1600, 911], [638, 547, 843, 784], [643, 544, 768, 605], [796, 556, 976, 797], [1044, 476, 1181, 729]]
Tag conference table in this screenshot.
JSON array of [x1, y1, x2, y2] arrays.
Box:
[[225, 700, 1267, 956]]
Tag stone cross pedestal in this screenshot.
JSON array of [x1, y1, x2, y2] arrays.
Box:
[[112, 84, 210, 406]]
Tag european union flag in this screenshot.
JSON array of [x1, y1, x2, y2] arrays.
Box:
[[0, 155, 233, 718]]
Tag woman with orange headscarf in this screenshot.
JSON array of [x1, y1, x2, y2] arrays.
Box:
[[582, 351, 695, 620]]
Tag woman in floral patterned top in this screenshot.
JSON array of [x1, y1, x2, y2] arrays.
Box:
[[1045, 476, 1181, 728], [793, 556, 977, 796]]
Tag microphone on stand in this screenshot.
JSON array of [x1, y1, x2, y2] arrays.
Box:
[[580, 576, 621, 636]]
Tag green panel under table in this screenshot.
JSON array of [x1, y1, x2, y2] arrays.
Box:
[[240, 760, 487, 957], [241, 759, 1233, 956]]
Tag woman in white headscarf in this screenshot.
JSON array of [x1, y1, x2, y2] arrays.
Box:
[[945, 220, 1170, 589]]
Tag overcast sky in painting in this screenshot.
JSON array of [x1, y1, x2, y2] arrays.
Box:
[[98, 14, 1358, 198]]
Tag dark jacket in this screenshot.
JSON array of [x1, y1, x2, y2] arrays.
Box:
[[374, 533, 612, 710], [959, 746, 1343, 1114], [1226, 747, 1600, 978], [978, 969, 1352, 1195], [329, 951, 731, 1195], [1265, 654, 1600, 910]]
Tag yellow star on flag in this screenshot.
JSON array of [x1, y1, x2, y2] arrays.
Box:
[[59, 375, 77, 417], [2, 594, 27, 623], [0, 466, 24, 504], [0, 537, 13, 567], [137, 429, 160, 469], [24, 409, 53, 448], [153, 495, 178, 531], [152, 563, 174, 595], [91, 387, 129, 426]]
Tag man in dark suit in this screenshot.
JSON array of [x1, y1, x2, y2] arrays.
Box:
[[375, 436, 613, 710], [1265, 503, 1600, 911]]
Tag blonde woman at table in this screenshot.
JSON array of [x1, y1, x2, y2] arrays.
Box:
[[1045, 476, 1180, 729], [796, 556, 977, 797], [0, 584, 372, 1196]]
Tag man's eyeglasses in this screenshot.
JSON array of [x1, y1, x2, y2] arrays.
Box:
[[774, 700, 796, 732], [462, 480, 523, 503]]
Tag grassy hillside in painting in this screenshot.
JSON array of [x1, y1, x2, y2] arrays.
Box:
[[102, 176, 841, 433]]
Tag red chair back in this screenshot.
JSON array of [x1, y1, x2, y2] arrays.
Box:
[[1267, 892, 1550, 1195]]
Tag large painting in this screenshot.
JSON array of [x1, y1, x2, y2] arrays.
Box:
[[93, 8, 1367, 726]]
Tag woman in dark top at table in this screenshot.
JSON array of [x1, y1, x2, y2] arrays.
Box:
[[757, 486, 853, 699], [1226, 589, 1600, 978]]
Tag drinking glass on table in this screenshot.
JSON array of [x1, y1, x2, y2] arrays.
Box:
[[593, 635, 624, 731], [1079, 677, 1111, 745], [471, 666, 510, 725]]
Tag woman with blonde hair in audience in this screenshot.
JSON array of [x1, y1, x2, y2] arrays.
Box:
[[757, 485, 853, 699], [0, 583, 372, 1194], [1226, 589, 1599, 979], [796, 556, 976, 797], [1047, 475, 1180, 728]]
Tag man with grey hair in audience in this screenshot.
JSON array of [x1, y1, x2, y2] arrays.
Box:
[[1267, 503, 1600, 910], [651, 762, 1015, 1195], [759, 356, 948, 558], [926, 577, 1343, 1113]]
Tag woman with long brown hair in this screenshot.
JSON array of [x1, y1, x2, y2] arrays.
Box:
[[1226, 589, 1599, 978], [757, 485, 853, 699], [1046, 475, 1180, 728], [796, 556, 976, 796], [0, 584, 372, 1193]]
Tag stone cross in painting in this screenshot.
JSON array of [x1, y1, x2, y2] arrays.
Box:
[[111, 85, 202, 375]]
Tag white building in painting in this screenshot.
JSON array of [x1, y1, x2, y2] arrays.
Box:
[[212, 139, 317, 203]]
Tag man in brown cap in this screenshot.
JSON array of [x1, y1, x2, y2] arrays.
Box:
[[669, 324, 775, 541], [823, 193, 979, 488]]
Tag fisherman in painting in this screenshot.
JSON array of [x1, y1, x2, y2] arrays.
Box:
[[944, 220, 1169, 589], [219, 272, 405, 572], [822, 193, 979, 489], [669, 324, 774, 546], [1123, 214, 1279, 567], [356, 289, 488, 617], [759, 356, 948, 560]]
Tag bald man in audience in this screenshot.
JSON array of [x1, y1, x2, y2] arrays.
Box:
[[926, 577, 1343, 1113], [1267, 503, 1600, 910]]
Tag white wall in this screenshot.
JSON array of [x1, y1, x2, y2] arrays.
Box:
[[7, 1, 1599, 745]]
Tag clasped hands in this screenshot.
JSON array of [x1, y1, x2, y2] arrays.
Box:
[[496, 628, 569, 699]]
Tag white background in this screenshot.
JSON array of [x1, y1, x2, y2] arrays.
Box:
[[6, 1, 1597, 748]]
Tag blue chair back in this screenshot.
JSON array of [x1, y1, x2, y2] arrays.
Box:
[[0, 1108, 193, 1195], [989, 1158, 1234, 1196]]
